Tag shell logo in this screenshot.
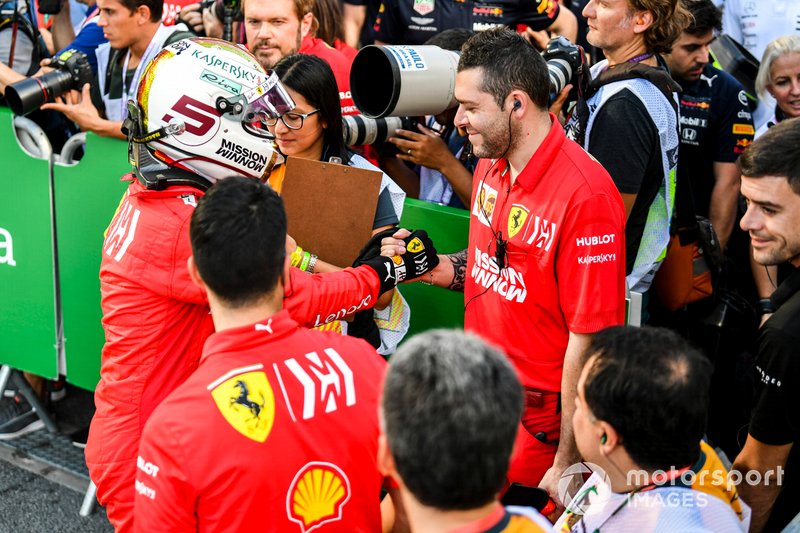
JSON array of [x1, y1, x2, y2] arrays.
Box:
[[286, 462, 351, 532]]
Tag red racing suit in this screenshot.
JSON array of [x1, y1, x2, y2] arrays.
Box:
[[89, 177, 384, 532], [134, 311, 387, 532]]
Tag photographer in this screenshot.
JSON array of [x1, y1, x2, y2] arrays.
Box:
[[0, 0, 105, 95], [40, 0, 192, 139], [564, 0, 689, 300], [379, 28, 475, 208]]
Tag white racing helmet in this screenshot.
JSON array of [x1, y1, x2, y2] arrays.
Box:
[[124, 37, 295, 190]]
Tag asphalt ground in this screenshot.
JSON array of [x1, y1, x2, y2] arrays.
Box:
[[0, 384, 113, 533]]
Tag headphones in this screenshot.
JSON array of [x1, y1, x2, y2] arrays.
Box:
[[513, 100, 521, 110], [600, 433, 607, 445]]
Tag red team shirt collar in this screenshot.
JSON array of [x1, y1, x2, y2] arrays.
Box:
[[200, 309, 299, 363], [509, 113, 565, 193]]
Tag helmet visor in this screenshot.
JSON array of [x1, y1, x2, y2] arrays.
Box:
[[236, 71, 296, 126]]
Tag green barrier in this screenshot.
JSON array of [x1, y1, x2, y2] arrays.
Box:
[[0, 109, 469, 389], [0, 110, 58, 378], [56, 135, 130, 390], [399, 198, 469, 336]]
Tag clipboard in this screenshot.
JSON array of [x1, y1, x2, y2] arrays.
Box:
[[281, 157, 382, 267]]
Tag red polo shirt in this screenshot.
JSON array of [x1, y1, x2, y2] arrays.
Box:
[[299, 35, 357, 116], [464, 116, 626, 392]]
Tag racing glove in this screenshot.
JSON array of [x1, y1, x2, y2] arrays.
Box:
[[354, 228, 439, 295]]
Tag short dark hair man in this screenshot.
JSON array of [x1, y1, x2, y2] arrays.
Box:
[[733, 118, 800, 533], [382, 28, 627, 510], [557, 326, 749, 532], [135, 178, 395, 531], [662, 0, 754, 250], [379, 330, 552, 532], [565, 0, 689, 298], [42, 0, 193, 139]]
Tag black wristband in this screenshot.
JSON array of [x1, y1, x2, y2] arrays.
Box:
[[362, 256, 400, 296], [759, 298, 776, 315]]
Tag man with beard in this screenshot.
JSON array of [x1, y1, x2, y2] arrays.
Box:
[[663, 0, 753, 251], [381, 28, 626, 514], [242, 0, 356, 114]]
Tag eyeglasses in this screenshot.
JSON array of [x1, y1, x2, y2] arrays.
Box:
[[265, 110, 321, 130]]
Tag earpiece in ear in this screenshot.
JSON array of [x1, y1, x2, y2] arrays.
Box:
[[513, 100, 521, 110], [600, 434, 607, 445]]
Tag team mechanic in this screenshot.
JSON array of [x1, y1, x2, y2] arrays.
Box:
[[382, 28, 626, 514], [135, 177, 395, 531], [89, 37, 436, 532]]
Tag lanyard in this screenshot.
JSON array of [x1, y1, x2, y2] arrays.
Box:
[[567, 467, 689, 533], [120, 33, 161, 118]]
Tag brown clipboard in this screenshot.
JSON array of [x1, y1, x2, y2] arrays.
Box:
[[281, 157, 382, 267]]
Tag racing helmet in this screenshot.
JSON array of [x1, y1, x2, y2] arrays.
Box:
[[124, 37, 295, 190]]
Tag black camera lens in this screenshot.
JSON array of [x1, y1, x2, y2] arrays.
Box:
[[5, 49, 93, 116], [6, 70, 74, 116]]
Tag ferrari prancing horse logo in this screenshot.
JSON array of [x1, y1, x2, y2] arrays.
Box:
[[507, 204, 529, 239]]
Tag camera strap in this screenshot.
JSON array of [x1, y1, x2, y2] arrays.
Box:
[[572, 60, 681, 147]]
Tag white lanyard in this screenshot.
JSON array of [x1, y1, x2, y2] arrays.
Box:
[[120, 35, 160, 118]]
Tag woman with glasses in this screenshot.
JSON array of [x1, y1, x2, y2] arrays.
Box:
[[266, 53, 405, 237], [266, 53, 409, 356]]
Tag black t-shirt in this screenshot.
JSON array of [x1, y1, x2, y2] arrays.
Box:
[[374, 0, 559, 45], [586, 89, 662, 276], [676, 65, 754, 217], [749, 265, 800, 532], [343, 0, 383, 46]]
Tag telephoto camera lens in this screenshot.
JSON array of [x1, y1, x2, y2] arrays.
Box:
[[5, 49, 93, 116], [342, 115, 410, 146]]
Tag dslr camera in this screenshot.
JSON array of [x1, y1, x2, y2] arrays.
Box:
[[6, 48, 93, 116]]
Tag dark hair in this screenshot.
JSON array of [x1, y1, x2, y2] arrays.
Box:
[[457, 27, 549, 109], [582, 326, 712, 472], [190, 177, 287, 307], [629, 0, 691, 54], [119, 0, 163, 22], [681, 0, 722, 35], [312, 0, 345, 47], [382, 330, 523, 510], [424, 28, 475, 51], [273, 54, 348, 162], [738, 118, 800, 195]]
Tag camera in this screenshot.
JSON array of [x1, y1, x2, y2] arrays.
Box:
[[541, 36, 586, 105], [350, 45, 459, 118], [37, 0, 62, 15], [342, 114, 418, 146], [6, 48, 93, 116], [350, 38, 586, 119]]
